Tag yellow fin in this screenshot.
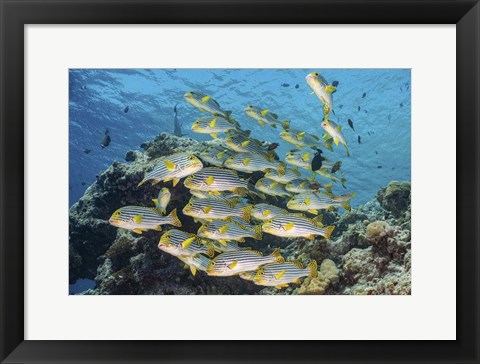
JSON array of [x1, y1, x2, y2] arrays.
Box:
[[133, 228, 143, 234], [216, 151, 225, 159], [289, 259, 304, 269], [210, 133, 218, 139], [323, 226, 335, 240], [190, 266, 197, 276], [275, 284, 289, 289], [341, 200, 351, 211], [308, 209, 318, 215], [219, 240, 228, 246], [152, 198, 159, 207], [275, 270, 286, 280], [201, 95, 211, 103], [218, 225, 229, 234], [263, 210, 271, 217], [205, 176, 215, 185], [297, 131, 306, 140], [260, 109, 269, 116], [302, 153, 310, 162], [228, 261, 238, 270], [284, 222, 295, 231], [205, 242, 215, 258], [181, 236, 196, 249], [305, 197, 311, 206], [242, 158, 251, 166], [325, 85, 336, 94], [209, 118, 217, 128], [172, 178, 180, 187], [308, 260, 318, 278], [133, 215, 143, 224], [202, 206, 212, 214], [153, 225, 162, 231], [258, 119, 266, 127], [241, 140, 250, 147], [333, 137, 340, 146], [305, 235, 315, 240], [168, 208, 182, 227], [164, 160, 176, 171], [270, 182, 278, 189]]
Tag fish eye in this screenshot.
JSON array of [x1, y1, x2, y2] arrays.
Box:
[[314, 72, 319, 76], [211, 261, 216, 266], [189, 156, 196, 160]]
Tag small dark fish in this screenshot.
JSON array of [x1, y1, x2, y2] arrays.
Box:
[[347, 119, 355, 131], [295, 84, 299, 89], [281, 83, 290, 87], [311, 149, 325, 172], [364, 109, 368, 113], [400, 87, 403, 92], [100, 129, 111, 148], [332, 81, 339, 87], [84, 149, 91, 154], [371, 131, 375, 135], [331, 109, 336, 116], [309, 183, 322, 190], [362, 92, 366, 98], [377, 165, 382, 169], [173, 103, 182, 137], [331, 161, 342, 174], [358, 136, 362, 144], [267, 143, 279, 151], [124, 105, 129, 113], [367, 132, 371, 136], [95, 175, 99, 180], [375, 150, 378, 155], [392, 167, 396, 170], [81, 85, 87, 90], [387, 114, 391, 122], [400, 103, 403, 107], [357, 106, 361, 112], [338, 104, 343, 109], [81, 182, 86, 186]]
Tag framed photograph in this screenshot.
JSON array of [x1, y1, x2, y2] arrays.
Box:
[[1, 0, 478, 363]]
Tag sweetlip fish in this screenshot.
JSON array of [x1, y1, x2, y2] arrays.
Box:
[[158, 229, 214, 259], [224, 152, 286, 175], [184, 167, 248, 193], [244, 105, 290, 129], [198, 147, 236, 167], [251, 203, 305, 221], [178, 254, 212, 276], [206, 249, 284, 277], [264, 167, 301, 184], [152, 187, 171, 215], [109, 206, 181, 234], [184, 90, 232, 120], [254, 259, 318, 288], [197, 219, 262, 244], [262, 215, 334, 240], [305, 71, 336, 114], [321, 119, 350, 157], [255, 178, 291, 198], [191, 115, 239, 138], [279, 128, 323, 150], [138, 152, 203, 187], [287, 191, 355, 213], [182, 197, 253, 222]]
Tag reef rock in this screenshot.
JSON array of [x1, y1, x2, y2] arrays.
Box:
[[376, 181, 411, 218]]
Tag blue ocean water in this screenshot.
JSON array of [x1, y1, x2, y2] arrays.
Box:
[[69, 69, 410, 207]]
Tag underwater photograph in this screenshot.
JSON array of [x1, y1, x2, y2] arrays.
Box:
[[69, 68, 411, 295]]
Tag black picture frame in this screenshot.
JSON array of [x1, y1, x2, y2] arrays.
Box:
[[1, 1, 479, 363]]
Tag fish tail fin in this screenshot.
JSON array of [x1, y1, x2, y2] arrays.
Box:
[[271, 248, 285, 263], [152, 198, 159, 207], [225, 110, 232, 120], [341, 200, 351, 211], [312, 214, 323, 228], [323, 226, 335, 240], [324, 182, 333, 195], [307, 260, 318, 278], [253, 225, 263, 240], [341, 178, 347, 189], [277, 162, 286, 176], [242, 204, 253, 222], [138, 179, 147, 187], [281, 120, 290, 130], [205, 242, 215, 258], [169, 208, 182, 227]]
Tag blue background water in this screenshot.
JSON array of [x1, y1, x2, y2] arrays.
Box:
[[69, 69, 410, 207]]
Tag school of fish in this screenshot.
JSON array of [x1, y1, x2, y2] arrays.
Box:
[[108, 71, 356, 290]]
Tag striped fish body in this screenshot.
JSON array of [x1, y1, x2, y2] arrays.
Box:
[[305, 72, 334, 112], [206, 249, 283, 277], [178, 254, 212, 276], [191, 115, 238, 137], [184, 91, 231, 119], [244, 105, 289, 129], [225, 133, 271, 158], [189, 190, 243, 202], [252, 203, 293, 221], [184, 167, 248, 192], [109, 207, 181, 233], [224, 153, 285, 174], [321, 119, 349, 156], [239, 270, 260, 281], [280, 129, 321, 149], [158, 229, 214, 258], [254, 260, 317, 288], [287, 191, 352, 212], [199, 148, 235, 167], [197, 220, 262, 242], [138, 153, 203, 187], [153, 187, 171, 214], [286, 179, 316, 193], [285, 150, 314, 170], [262, 215, 334, 240], [264, 167, 301, 183], [209, 239, 246, 253], [255, 178, 292, 197], [182, 197, 253, 221]]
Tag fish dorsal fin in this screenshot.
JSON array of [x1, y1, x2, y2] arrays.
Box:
[[288, 259, 304, 269], [284, 222, 295, 231], [241, 140, 250, 147], [275, 270, 286, 280], [260, 109, 270, 116], [202, 206, 212, 214], [164, 160, 176, 171], [218, 225, 229, 234], [209, 118, 217, 128], [205, 176, 215, 185], [201, 95, 211, 103]]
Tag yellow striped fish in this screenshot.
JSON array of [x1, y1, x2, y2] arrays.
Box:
[[280, 128, 323, 149], [199, 147, 235, 167], [244, 105, 290, 129], [197, 220, 262, 243], [209, 239, 249, 253], [255, 178, 292, 197], [178, 254, 212, 276], [262, 215, 334, 240], [254, 260, 317, 288], [305, 72, 336, 115], [138, 153, 203, 187], [206, 249, 284, 277], [251, 203, 305, 221], [264, 167, 301, 183], [184, 91, 232, 120], [109, 207, 181, 234], [184, 167, 248, 193], [158, 229, 215, 258], [152, 187, 171, 214], [191, 115, 239, 138], [225, 132, 273, 158], [224, 153, 286, 174], [287, 191, 355, 213], [182, 197, 253, 222], [321, 119, 350, 157]]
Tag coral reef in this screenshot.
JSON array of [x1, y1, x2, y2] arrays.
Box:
[[69, 132, 411, 295]]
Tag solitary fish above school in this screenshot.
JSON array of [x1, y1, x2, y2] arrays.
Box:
[[224, 152, 286, 175], [138, 153, 203, 187], [305, 72, 336, 115], [184, 167, 248, 193], [280, 128, 323, 150], [287, 191, 355, 214], [198, 147, 236, 167], [262, 215, 335, 240], [109, 207, 181, 234], [182, 197, 253, 222], [251, 203, 304, 221], [255, 178, 292, 198], [264, 167, 301, 184], [152, 187, 171, 215], [191, 115, 239, 138], [244, 105, 290, 129], [184, 90, 232, 120], [321, 119, 350, 157], [206, 249, 284, 277], [197, 220, 262, 243], [254, 260, 318, 289], [158, 229, 215, 258]]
